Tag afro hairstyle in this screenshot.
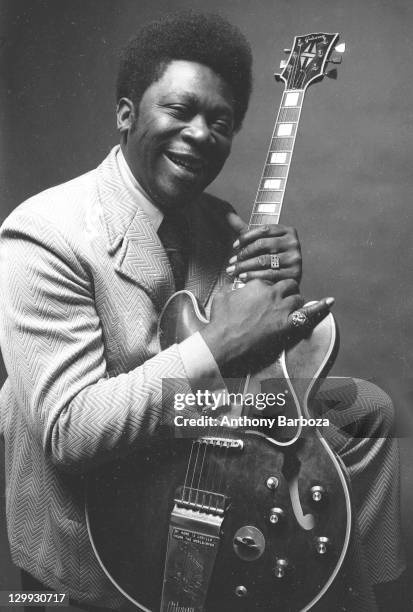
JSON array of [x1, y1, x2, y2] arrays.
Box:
[[116, 11, 253, 131]]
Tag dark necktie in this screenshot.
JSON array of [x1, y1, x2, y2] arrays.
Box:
[[158, 211, 190, 291]]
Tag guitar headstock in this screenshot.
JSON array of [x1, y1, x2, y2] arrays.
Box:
[[275, 32, 343, 90]]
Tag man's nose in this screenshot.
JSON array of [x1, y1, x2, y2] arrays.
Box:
[[181, 115, 211, 143]]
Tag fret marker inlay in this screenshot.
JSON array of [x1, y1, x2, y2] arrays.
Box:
[[257, 203, 278, 213], [277, 123, 293, 136], [270, 152, 287, 164], [263, 179, 281, 189], [285, 92, 300, 107]]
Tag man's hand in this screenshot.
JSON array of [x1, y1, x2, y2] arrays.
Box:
[[200, 278, 333, 376], [225, 212, 302, 284]]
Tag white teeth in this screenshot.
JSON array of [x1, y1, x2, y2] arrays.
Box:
[[168, 154, 203, 172]]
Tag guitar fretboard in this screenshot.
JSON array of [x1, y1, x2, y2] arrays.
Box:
[[250, 89, 304, 227], [233, 89, 304, 290]]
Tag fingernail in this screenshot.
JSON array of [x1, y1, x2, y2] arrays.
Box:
[[233, 239, 240, 249], [226, 265, 236, 274], [325, 297, 335, 307], [228, 255, 237, 265], [239, 273, 247, 280]]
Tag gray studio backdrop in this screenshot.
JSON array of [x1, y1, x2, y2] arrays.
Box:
[[0, 0, 412, 601]]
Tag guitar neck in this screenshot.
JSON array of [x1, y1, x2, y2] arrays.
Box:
[[249, 89, 304, 229], [232, 31, 341, 290], [232, 89, 305, 290]]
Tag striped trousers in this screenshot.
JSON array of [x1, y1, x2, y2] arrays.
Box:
[[313, 377, 406, 611]]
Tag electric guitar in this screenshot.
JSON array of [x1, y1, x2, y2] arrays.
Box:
[[86, 32, 351, 612]]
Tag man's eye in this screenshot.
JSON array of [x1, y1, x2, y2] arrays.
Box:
[[168, 105, 188, 117], [213, 120, 233, 136]]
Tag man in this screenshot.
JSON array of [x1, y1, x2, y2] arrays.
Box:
[[0, 11, 405, 612]]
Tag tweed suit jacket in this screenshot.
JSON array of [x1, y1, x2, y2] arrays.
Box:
[[0, 146, 234, 608]]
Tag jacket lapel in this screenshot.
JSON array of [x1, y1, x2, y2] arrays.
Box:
[[115, 209, 176, 309], [97, 147, 175, 310]]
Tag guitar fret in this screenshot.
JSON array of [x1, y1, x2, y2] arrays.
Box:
[[270, 137, 294, 150], [249, 214, 280, 225], [278, 107, 300, 122], [256, 190, 283, 203], [263, 165, 288, 178]]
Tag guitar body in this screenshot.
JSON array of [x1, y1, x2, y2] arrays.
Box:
[[86, 291, 352, 612]]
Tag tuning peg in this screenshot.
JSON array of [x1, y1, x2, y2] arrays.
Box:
[[283, 48, 291, 53], [324, 68, 338, 79], [335, 42, 346, 53], [329, 53, 342, 64], [279, 60, 287, 69]]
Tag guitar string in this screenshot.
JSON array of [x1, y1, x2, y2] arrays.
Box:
[[189, 380, 244, 509], [195, 440, 208, 508], [209, 377, 245, 508], [297, 39, 311, 89], [207, 378, 243, 507], [182, 441, 195, 502], [291, 40, 302, 90], [215, 442, 230, 512], [206, 440, 220, 513], [189, 440, 202, 505]]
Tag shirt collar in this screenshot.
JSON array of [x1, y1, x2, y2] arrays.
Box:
[[116, 147, 164, 232]]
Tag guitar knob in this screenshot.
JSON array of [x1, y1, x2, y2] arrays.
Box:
[[266, 476, 279, 490], [269, 507, 285, 525], [233, 536, 259, 549], [311, 485, 326, 503], [315, 536, 330, 555], [274, 558, 289, 578], [235, 585, 248, 598], [233, 526, 265, 560]]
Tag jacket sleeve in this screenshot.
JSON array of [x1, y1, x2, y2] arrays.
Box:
[[0, 209, 194, 473]]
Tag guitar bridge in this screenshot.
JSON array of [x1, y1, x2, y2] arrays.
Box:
[[197, 436, 244, 450], [175, 488, 228, 516]]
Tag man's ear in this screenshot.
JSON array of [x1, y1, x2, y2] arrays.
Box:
[[116, 97, 136, 133]]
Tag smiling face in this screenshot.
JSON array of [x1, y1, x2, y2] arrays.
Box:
[[118, 60, 235, 211]]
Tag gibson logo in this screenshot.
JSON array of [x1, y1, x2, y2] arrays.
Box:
[[303, 35, 325, 43], [168, 605, 195, 612]]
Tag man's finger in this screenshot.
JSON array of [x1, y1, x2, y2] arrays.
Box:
[[288, 297, 335, 330], [226, 211, 248, 236]]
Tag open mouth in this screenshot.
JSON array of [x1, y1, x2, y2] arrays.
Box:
[[165, 152, 206, 175]]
